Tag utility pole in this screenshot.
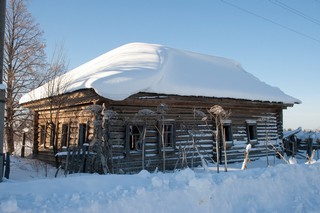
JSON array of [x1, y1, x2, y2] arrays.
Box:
[[0, 0, 7, 182]]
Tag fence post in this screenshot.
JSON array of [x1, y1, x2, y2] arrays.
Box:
[[0, 153, 4, 181], [4, 152, 10, 179], [21, 132, 26, 158], [0, 0, 7, 183], [21, 128, 29, 158]]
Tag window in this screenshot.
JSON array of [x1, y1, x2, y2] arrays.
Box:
[[40, 125, 46, 147], [217, 122, 234, 150], [49, 123, 56, 147], [246, 120, 257, 143], [248, 124, 257, 140], [126, 124, 144, 153], [163, 124, 174, 147], [223, 123, 233, 142], [61, 123, 70, 148], [78, 123, 87, 146], [158, 120, 176, 151]]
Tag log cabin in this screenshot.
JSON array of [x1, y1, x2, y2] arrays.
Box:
[[19, 42, 301, 173]]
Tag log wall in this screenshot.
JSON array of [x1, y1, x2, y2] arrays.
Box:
[[34, 105, 95, 165], [104, 93, 285, 173], [29, 91, 287, 172]]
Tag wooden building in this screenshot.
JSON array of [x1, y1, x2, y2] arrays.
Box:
[[20, 43, 300, 173]]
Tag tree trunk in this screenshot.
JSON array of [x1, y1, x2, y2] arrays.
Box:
[[5, 60, 14, 153], [5, 80, 14, 153], [215, 118, 220, 173], [5, 125, 14, 154], [33, 111, 39, 157], [220, 122, 228, 172], [3, 0, 46, 155]]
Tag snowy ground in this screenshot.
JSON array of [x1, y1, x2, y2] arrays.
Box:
[[0, 154, 319, 213]]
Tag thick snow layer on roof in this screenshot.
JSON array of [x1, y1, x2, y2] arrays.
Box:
[[19, 42, 301, 104]]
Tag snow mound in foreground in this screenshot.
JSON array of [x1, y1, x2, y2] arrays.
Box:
[[1, 157, 319, 213]]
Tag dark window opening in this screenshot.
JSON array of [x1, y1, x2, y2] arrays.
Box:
[[78, 123, 87, 146], [61, 123, 70, 148], [223, 124, 233, 142], [217, 123, 234, 153], [50, 123, 56, 147], [163, 124, 174, 147], [247, 123, 257, 141], [40, 125, 46, 146]]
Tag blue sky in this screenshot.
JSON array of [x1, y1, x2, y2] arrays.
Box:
[[27, 0, 320, 130]]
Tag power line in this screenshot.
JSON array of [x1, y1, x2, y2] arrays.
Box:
[[221, 0, 320, 44], [269, 0, 320, 27]]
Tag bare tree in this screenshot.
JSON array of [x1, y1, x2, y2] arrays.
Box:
[[34, 44, 69, 160], [3, 0, 46, 153]]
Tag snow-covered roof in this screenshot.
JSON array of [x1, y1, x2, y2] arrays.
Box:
[[19, 42, 301, 105], [283, 127, 302, 138]]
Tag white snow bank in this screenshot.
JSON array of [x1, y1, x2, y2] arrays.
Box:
[[0, 156, 319, 213], [19, 42, 301, 104]]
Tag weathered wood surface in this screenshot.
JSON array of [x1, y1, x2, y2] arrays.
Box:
[[103, 95, 283, 173], [29, 89, 285, 174], [56, 146, 101, 176]]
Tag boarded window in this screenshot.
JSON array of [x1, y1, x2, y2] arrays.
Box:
[[78, 123, 87, 146], [126, 124, 144, 153], [158, 120, 176, 150], [61, 123, 70, 148]]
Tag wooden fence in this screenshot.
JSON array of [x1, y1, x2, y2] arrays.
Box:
[[55, 145, 103, 177]]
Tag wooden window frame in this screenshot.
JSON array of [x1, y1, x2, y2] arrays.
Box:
[[78, 123, 88, 146], [223, 122, 234, 147], [246, 120, 258, 145], [126, 123, 145, 155], [158, 120, 176, 152], [49, 122, 56, 148], [39, 124, 46, 148], [61, 123, 70, 149]]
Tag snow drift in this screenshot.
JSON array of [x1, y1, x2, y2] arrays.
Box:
[[19, 42, 301, 104], [1, 156, 319, 213]]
